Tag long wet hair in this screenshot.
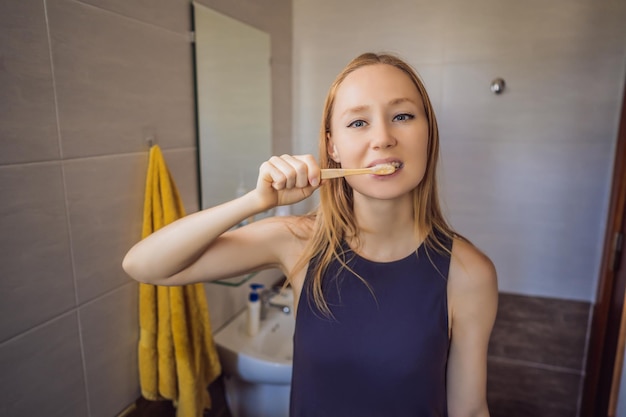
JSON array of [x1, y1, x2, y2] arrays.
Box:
[[290, 52, 460, 317]]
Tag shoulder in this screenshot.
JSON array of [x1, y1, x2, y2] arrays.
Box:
[[449, 237, 497, 291], [448, 237, 498, 324], [250, 214, 315, 294]]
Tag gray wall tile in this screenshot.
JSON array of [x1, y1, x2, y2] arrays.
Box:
[[437, 55, 621, 300], [0, 313, 88, 417], [439, 56, 623, 145], [1, 0, 292, 415], [47, 0, 195, 158], [442, 0, 626, 63], [489, 293, 590, 370], [271, 61, 293, 155], [64, 154, 147, 303], [411, 64, 444, 119], [293, 0, 444, 64], [77, 0, 192, 34], [80, 283, 139, 417], [0, 0, 60, 164], [162, 148, 200, 214], [487, 357, 581, 417], [439, 138, 611, 299], [0, 162, 75, 342]]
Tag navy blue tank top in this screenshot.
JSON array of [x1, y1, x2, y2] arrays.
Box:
[[290, 238, 451, 417]]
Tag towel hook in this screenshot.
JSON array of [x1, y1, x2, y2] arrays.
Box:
[[490, 78, 506, 94], [146, 135, 156, 148]]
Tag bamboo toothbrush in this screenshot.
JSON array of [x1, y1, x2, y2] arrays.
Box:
[[321, 163, 398, 179]]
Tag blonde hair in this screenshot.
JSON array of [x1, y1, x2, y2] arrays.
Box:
[[291, 52, 459, 316]]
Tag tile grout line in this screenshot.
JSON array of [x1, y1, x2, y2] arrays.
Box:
[[0, 147, 198, 169], [488, 354, 584, 375], [0, 308, 76, 348], [0, 281, 137, 348], [70, 0, 190, 40], [576, 302, 595, 417], [43, 1, 91, 414]]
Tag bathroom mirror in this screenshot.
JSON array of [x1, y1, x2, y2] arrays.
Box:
[[192, 3, 272, 286], [193, 2, 272, 212]]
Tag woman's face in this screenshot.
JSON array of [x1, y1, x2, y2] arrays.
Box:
[[328, 64, 429, 200]]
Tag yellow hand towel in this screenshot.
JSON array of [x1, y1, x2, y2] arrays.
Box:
[[138, 145, 222, 417]]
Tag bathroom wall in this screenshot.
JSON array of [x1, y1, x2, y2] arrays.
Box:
[[2, 0, 625, 415], [292, 0, 626, 416], [0, 0, 290, 416]]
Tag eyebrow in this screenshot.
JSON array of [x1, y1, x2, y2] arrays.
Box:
[[389, 97, 417, 106], [339, 97, 418, 118]]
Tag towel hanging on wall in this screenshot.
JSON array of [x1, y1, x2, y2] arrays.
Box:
[[138, 145, 222, 417]]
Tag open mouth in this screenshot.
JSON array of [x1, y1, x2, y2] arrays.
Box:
[[369, 161, 403, 176], [368, 160, 404, 169]]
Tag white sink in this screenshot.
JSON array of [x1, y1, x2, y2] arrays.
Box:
[[214, 303, 295, 385], [214, 299, 295, 417]]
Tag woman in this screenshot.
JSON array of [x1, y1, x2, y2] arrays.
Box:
[[123, 52, 498, 417]]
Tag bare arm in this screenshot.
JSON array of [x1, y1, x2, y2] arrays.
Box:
[[122, 154, 320, 286], [446, 238, 498, 417]]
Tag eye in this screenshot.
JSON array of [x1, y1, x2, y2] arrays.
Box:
[[393, 113, 415, 122], [347, 120, 367, 128]]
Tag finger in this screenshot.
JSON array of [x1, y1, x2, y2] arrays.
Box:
[[259, 160, 287, 190], [283, 154, 312, 189], [295, 154, 321, 187], [268, 156, 297, 189]]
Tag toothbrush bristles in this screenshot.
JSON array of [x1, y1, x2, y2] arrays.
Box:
[[373, 163, 399, 175]]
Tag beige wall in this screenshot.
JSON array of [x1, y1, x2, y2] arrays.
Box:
[[0, 0, 291, 416], [293, 0, 626, 302]]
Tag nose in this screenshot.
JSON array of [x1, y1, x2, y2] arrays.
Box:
[[371, 121, 397, 149]]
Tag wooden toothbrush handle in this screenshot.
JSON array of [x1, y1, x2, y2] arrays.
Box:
[[321, 168, 370, 179]]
